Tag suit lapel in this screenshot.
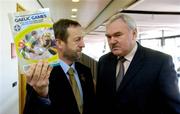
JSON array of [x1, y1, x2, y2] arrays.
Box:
[[102, 53, 118, 94], [74, 63, 86, 91], [117, 44, 145, 92], [78, 71, 86, 88], [51, 65, 72, 89]]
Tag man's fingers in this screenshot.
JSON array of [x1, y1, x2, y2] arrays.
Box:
[[37, 63, 52, 88], [25, 64, 36, 83], [45, 66, 53, 80], [39, 62, 49, 81], [31, 61, 43, 85], [25, 61, 53, 88]]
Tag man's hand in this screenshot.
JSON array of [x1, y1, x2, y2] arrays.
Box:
[[25, 61, 53, 97]]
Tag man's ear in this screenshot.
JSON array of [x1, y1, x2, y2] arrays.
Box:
[[55, 39, 63, 51], [133, 28, 137, 40]]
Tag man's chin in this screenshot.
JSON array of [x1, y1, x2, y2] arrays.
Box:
[[112, 51, 120, 56], [74, 53, 81, 61], [77, 52, 82, 56], [74, 56, 81, 61]]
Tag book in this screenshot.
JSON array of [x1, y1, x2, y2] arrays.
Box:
[[8, 8, 59, 74]]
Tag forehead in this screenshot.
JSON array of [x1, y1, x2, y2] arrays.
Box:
[[67, 26, 83, 34], [106, 19, 128, 34], [67, 26, 84, 41]]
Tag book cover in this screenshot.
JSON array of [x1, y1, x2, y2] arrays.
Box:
[[8, 8, 59, 74]]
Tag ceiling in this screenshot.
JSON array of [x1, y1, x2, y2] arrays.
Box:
[[38, 0, 180, 39], [126, 0, 180, 34], [37, 0, 180, 60], [38, 0, 138, 33], [38, 0, 112, 28], [89, 0, 180, 39]]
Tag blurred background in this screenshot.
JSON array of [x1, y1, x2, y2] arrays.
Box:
[[0, 0, 180, 114]]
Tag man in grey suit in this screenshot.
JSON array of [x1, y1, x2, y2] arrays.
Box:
[[96, 13, 180, 114]]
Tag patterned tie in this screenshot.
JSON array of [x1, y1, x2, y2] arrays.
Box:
[[116, 57, 126, 90], [68, 67, 83, 114]]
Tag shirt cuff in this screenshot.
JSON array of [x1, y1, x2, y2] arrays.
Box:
[[38, 96, 51, 105]]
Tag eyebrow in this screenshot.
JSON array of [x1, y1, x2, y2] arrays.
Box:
[[105, 34, 109, 37], [105, 32, 122, 37]]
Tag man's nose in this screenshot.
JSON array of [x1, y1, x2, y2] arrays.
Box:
[[109, 36, 117, 44], [79, 39, 85, 48]]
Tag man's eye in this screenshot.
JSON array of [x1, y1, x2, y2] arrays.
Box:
[[114, 33, 121, 37], [75, 38, 81, 42], [105, 35, 111, 39]]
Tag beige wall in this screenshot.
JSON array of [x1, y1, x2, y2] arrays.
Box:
[[0, 0, 41, 114]]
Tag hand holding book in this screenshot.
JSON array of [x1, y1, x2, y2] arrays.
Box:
[[25, 61, 52, 97]]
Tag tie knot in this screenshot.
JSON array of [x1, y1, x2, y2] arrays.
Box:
[[118, 56, 126, 63], [68, 67, 74, 76]]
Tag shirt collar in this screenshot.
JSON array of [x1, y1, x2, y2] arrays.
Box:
[[59, 59, 75, 74], [124, 42, 138, 62]]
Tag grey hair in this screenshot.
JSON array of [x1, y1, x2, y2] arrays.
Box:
[[106, 13, 137, 31]]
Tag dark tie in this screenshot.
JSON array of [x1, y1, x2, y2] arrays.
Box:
[[116, 57, 126, 90], [68, 67, 83, 114]]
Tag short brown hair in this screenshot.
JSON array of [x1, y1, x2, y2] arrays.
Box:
[[53, 19, 81, 43]]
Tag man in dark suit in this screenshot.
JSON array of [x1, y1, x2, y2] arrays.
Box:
[[96, 13, 180, 114], [23, 19, 96, 114]]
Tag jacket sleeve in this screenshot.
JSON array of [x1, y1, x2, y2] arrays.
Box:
[[23, 84, 51, 114], [159, 55, 180, 113]]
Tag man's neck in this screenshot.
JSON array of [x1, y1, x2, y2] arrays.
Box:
[[60, 57, 73, 66]]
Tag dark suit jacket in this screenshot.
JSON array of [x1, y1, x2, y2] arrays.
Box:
[[24, 62, 96, 114], [96, 43, 180, 114]]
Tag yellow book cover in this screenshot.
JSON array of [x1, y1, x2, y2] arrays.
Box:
[[8, 8, 59, 74]]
